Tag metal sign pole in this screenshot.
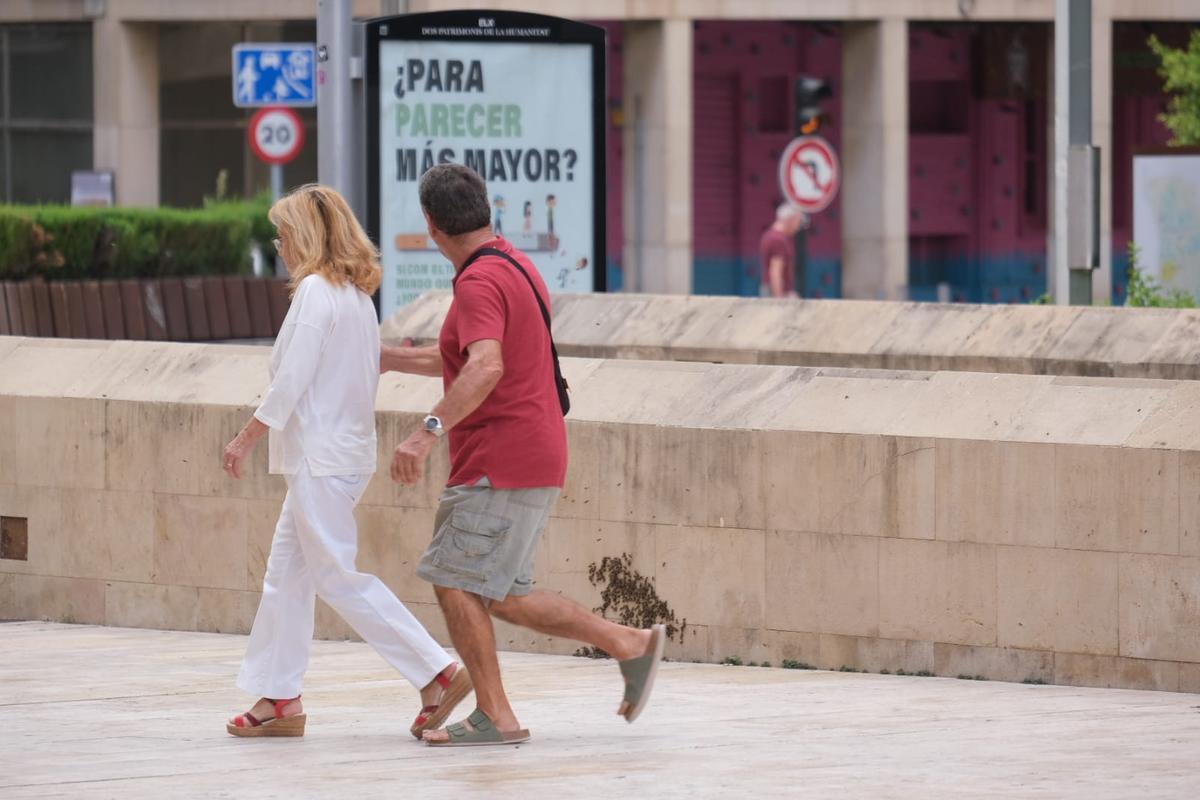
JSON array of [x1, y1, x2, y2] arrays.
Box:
[[793, 111, 809, 297], [317, 0, 357, 212], [271, 163, 285, 276], [1053, 0, 1096, 305]]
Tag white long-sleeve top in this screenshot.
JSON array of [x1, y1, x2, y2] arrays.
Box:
[[254, 272, 380, 477]]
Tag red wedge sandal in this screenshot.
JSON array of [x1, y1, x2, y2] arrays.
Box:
[[227, 696, 306, 737], [410, 664, 473, 740]]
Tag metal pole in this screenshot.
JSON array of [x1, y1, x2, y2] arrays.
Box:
[[2, 29, 12, 202], [317, 0, 354, 200], [271, 163, 285, 276], [632, 96, 645, 293], [1053, 0, 1095, 305], [270, 163, 283, 202], [792, 87, 808, 298], [1053, 0, 1070, 304], [794, 227, 808, 298], [1067, 0, 1091, 146]]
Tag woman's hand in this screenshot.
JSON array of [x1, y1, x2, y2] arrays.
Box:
[[223, 417, 269, 479]]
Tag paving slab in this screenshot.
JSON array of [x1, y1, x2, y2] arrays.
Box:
[[1, 623, 1199, 799]]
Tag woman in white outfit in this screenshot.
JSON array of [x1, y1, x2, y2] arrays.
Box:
[[221, 184, 472, 738]]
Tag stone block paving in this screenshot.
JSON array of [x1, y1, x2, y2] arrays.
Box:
[[1, 622, 1199, 799]]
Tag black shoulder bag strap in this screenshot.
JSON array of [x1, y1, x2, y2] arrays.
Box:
[[459, 246, 570, 416]]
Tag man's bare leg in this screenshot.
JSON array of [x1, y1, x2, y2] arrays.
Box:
[[489, 591, 654, 716], [489, 591, 653, 673], [425, 585, 522, 739]]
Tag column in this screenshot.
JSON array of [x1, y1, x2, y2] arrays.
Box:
[[93, 18, 159, 207], [622, 19, 692, 295], [841, 19, 908, 301], [1092, 1, 1113, 304], [1046, 23, 1058, 301]]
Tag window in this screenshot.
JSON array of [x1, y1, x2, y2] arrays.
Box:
[[159, 21, 318, 207], [0, 24, 94, 203], [0, 516, 28, 561], [757, 76, 788, 133], [1020, 98, 1047, 233]]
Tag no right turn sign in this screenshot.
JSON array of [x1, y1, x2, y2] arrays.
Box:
[[779, 135, 840, 214]]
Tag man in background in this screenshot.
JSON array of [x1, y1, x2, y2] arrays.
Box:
[[760, 203, 807, 298]]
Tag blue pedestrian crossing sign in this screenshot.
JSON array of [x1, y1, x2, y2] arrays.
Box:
[[232, 43, 317, 108]]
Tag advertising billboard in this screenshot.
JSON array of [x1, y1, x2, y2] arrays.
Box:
[[367, 11, 606, 317], [1133, 150, 1200, 300]]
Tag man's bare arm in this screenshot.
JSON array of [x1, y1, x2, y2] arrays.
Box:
[[380, 343, 443, 377], [389, 339, 504, 485], [430, 339, 503, 430]]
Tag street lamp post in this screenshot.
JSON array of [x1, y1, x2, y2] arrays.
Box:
[[1053, 0, 1099, 305]]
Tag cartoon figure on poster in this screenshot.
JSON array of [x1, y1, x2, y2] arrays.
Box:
[[378, 41, 596, 314]]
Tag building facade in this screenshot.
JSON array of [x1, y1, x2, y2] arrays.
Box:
[[2, 0, 1197, 304]]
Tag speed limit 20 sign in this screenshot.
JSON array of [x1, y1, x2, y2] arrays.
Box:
[[248, 107, 305, 165]]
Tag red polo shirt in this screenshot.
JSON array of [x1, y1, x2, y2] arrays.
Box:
[[760, 228, 796, 295], [439, 237, 568, 489]]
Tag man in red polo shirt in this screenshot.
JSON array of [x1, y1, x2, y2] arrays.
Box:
[[382, 164, 664, 747], [760, 203, 807, 298]]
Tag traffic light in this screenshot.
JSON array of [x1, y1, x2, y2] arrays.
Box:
[[795, 76, 832, 135]]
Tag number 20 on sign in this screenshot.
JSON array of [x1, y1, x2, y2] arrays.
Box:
[[248, 107, 305, 165]]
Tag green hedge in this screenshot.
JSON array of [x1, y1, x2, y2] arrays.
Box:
[[0, 197, 275, 281]]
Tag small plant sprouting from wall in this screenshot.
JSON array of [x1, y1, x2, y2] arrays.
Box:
[[574, 552, 686, 659]]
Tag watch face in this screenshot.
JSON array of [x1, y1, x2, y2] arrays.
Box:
[[424, 416, 440, 432]]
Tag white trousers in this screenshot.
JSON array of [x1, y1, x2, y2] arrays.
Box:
[[237, 464, 451, 698]]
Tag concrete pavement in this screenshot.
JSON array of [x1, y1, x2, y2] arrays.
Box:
[[2, 622, 1199, 798]]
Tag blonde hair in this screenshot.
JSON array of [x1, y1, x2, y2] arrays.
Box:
[[269, 184, 382, 297]]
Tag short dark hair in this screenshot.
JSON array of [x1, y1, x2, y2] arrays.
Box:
[[418, 164, 491, 236]]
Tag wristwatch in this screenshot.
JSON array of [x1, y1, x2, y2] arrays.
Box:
[[422, 414, 446, 438]]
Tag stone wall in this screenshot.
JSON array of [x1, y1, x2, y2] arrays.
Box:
[[383, 292, 1200, 379], [2, 335, 1199, 691]]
